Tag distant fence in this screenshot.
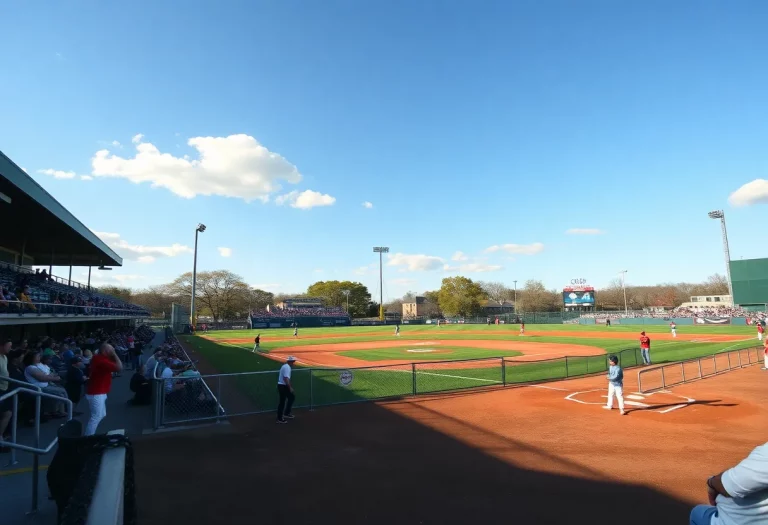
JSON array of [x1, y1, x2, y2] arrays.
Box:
[[579, 316, 748, 326], [249, 315, 351, 329], [153, 346, 641, 428], [637, 346, 762, 393]]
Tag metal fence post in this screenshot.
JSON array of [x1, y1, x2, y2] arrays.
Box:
[[216, 376, 222, 419], [310, 369, 315, 411], [698, 359, 703, 380], [680, 362, 685, 383], [737, 350, 743, 368], [411, 363, 417, 396], [660, 367, 666, 390], [501, 357, 506, 386], [30, 395, 41, 514], [713, 355, 717, 374], [726, 352, 732, 370], [586, 358, 589, 374], [565, 356, 569, 377]]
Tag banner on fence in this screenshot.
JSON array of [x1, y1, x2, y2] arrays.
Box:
[[695, 317, 731, 325], [248, 316, 351, 328]]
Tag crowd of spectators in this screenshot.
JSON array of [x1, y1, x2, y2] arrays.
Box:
[[0, 325, 155, 452], [0, 264, 149, 316], [581, 306, 765, 321], [249, 306, 348, 318], [129, 334, 214, 412]]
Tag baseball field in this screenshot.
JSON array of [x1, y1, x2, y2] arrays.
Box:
[[133, 322, 767, 525]]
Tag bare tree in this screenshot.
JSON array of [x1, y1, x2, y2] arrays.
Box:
[[479, 281, 513, 305]]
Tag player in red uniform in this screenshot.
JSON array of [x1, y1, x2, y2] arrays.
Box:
[[758, 323, 764, 342], [639, 331, 651, 365]]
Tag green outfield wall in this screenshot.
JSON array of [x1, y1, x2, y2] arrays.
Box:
[[730, 258, 768, 306]]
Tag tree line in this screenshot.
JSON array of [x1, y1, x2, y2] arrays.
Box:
[[104, 270, 729, 320]]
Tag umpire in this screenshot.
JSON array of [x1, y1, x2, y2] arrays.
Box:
[[276, 356, 296, 424]]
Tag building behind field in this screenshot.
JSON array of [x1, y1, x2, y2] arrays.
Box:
[[274, 297, 324, 309], [402, 296, 426, 318], [730, 258, 768, 309]]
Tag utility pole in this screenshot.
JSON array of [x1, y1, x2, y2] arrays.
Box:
[[708, 210, 734, 300], [190, 223, 206, 330], [619, 270, 628, 315]]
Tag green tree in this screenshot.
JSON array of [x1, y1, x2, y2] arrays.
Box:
[[437, 276, 485, 317], [306, 280, 372, 318], [422, 290, 442, 318]]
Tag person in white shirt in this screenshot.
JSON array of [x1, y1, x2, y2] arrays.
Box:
[[691, 441, 768, 525], [276, 356, 296, 424]]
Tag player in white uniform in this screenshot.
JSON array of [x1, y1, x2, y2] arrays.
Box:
[[395, 324, 400, 336], [670, 322, 677, 338]]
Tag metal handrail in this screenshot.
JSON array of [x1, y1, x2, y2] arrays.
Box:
[[0, 299, 149, 317], [637, 346, 761, 393], [0, 260, 97, 292], [0, 385, 73, 514]]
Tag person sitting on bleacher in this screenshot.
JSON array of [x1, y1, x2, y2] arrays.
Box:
[[17, 285, 36, 311], [23, 352, 68, 418]]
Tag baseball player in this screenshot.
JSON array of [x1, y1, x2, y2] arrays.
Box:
[[758, 323, 764, 342], [670, 321, 677, 338], [293, 325, 298, 338], [519, 321, 525, 336], [640, 331, 651, 365], [395, 324, 400, 336], [763, 338, 768, 371], [603, 355, 626, 416], [253, 334, 261, 352]]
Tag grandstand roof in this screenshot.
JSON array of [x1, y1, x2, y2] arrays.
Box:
[[0, 151, 122, 266]]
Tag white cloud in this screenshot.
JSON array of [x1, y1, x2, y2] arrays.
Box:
[[94, 231, 192, 262], [566, 228, 605, 235], [451, 251, 469, 261], [390, 278, 418, 285], [387, 253, 444, 272], [275, 189, 336, 209], [362, 201, 373, 209], [354, 263, 377, 276], [484, 242, 544, 255], [443, 263, 503, 273], [252, 283, 281, 290], [80, 175, 93, 181], [313, 268, 323, 273], [729, 179, 768, 207], [218, 247, 233, 258], [38, 168, 76, 180], [111, 140, 122, 148], [90, 133, 305, 202]]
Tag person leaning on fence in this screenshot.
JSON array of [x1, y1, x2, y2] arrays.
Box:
[[276, 356, 296, 424], [603, 355, 626, 416], [690, 441, 768, 525]]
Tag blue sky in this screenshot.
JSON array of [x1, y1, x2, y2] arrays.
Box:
[[1, 0, 767, 300]]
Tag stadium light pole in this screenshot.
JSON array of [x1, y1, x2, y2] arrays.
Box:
[[342, 289, 351, 313], [708, 210, 735, 301], [619, 270, 628, 315], [513, 280, 517, 311], [190, 223, 206, 330], [373, 247, 389, 321]]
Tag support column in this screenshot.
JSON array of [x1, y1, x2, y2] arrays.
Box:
[[87, 266, 91, 290]]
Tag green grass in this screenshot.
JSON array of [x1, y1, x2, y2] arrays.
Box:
[[180, 323, 760, 411], [337, 345, 523, 361]]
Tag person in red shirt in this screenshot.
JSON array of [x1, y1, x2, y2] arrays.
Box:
[[762, 338, 768, 371], [757, 323, 764, 342], [639, 331, 651, 365], [520, 321, 525, 336], [84, 343, 122, 436]]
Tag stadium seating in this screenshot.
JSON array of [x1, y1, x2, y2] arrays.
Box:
[[0, 262, 148, 316]]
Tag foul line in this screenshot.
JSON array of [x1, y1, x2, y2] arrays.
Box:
[[414, 370, 502, 384]]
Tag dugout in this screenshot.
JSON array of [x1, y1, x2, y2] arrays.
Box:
[[730, 258, 768, 310]]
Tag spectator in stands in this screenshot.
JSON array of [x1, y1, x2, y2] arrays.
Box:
[[23, 351, 68, 418], [64, 356, 87, 416], [84, 343, 122, 436], [691, 441, 768, 524], [0, 339, 12, 451], [18, 285, 36, 311], [6, 349, 32, 426]]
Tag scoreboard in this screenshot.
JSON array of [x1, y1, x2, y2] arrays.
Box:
[[563, 281, 595, 309]]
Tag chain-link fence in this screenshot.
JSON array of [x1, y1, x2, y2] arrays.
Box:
[[150, 346, 683, 428]]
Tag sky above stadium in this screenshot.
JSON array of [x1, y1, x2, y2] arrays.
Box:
[[1, 1, 767, 300]]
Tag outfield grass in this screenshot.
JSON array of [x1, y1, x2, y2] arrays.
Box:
[[179, 323, 759, 411]]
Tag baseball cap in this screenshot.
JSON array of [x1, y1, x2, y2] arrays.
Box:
[[640, 331, 646, 335], [286, 356, 297, 362]]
